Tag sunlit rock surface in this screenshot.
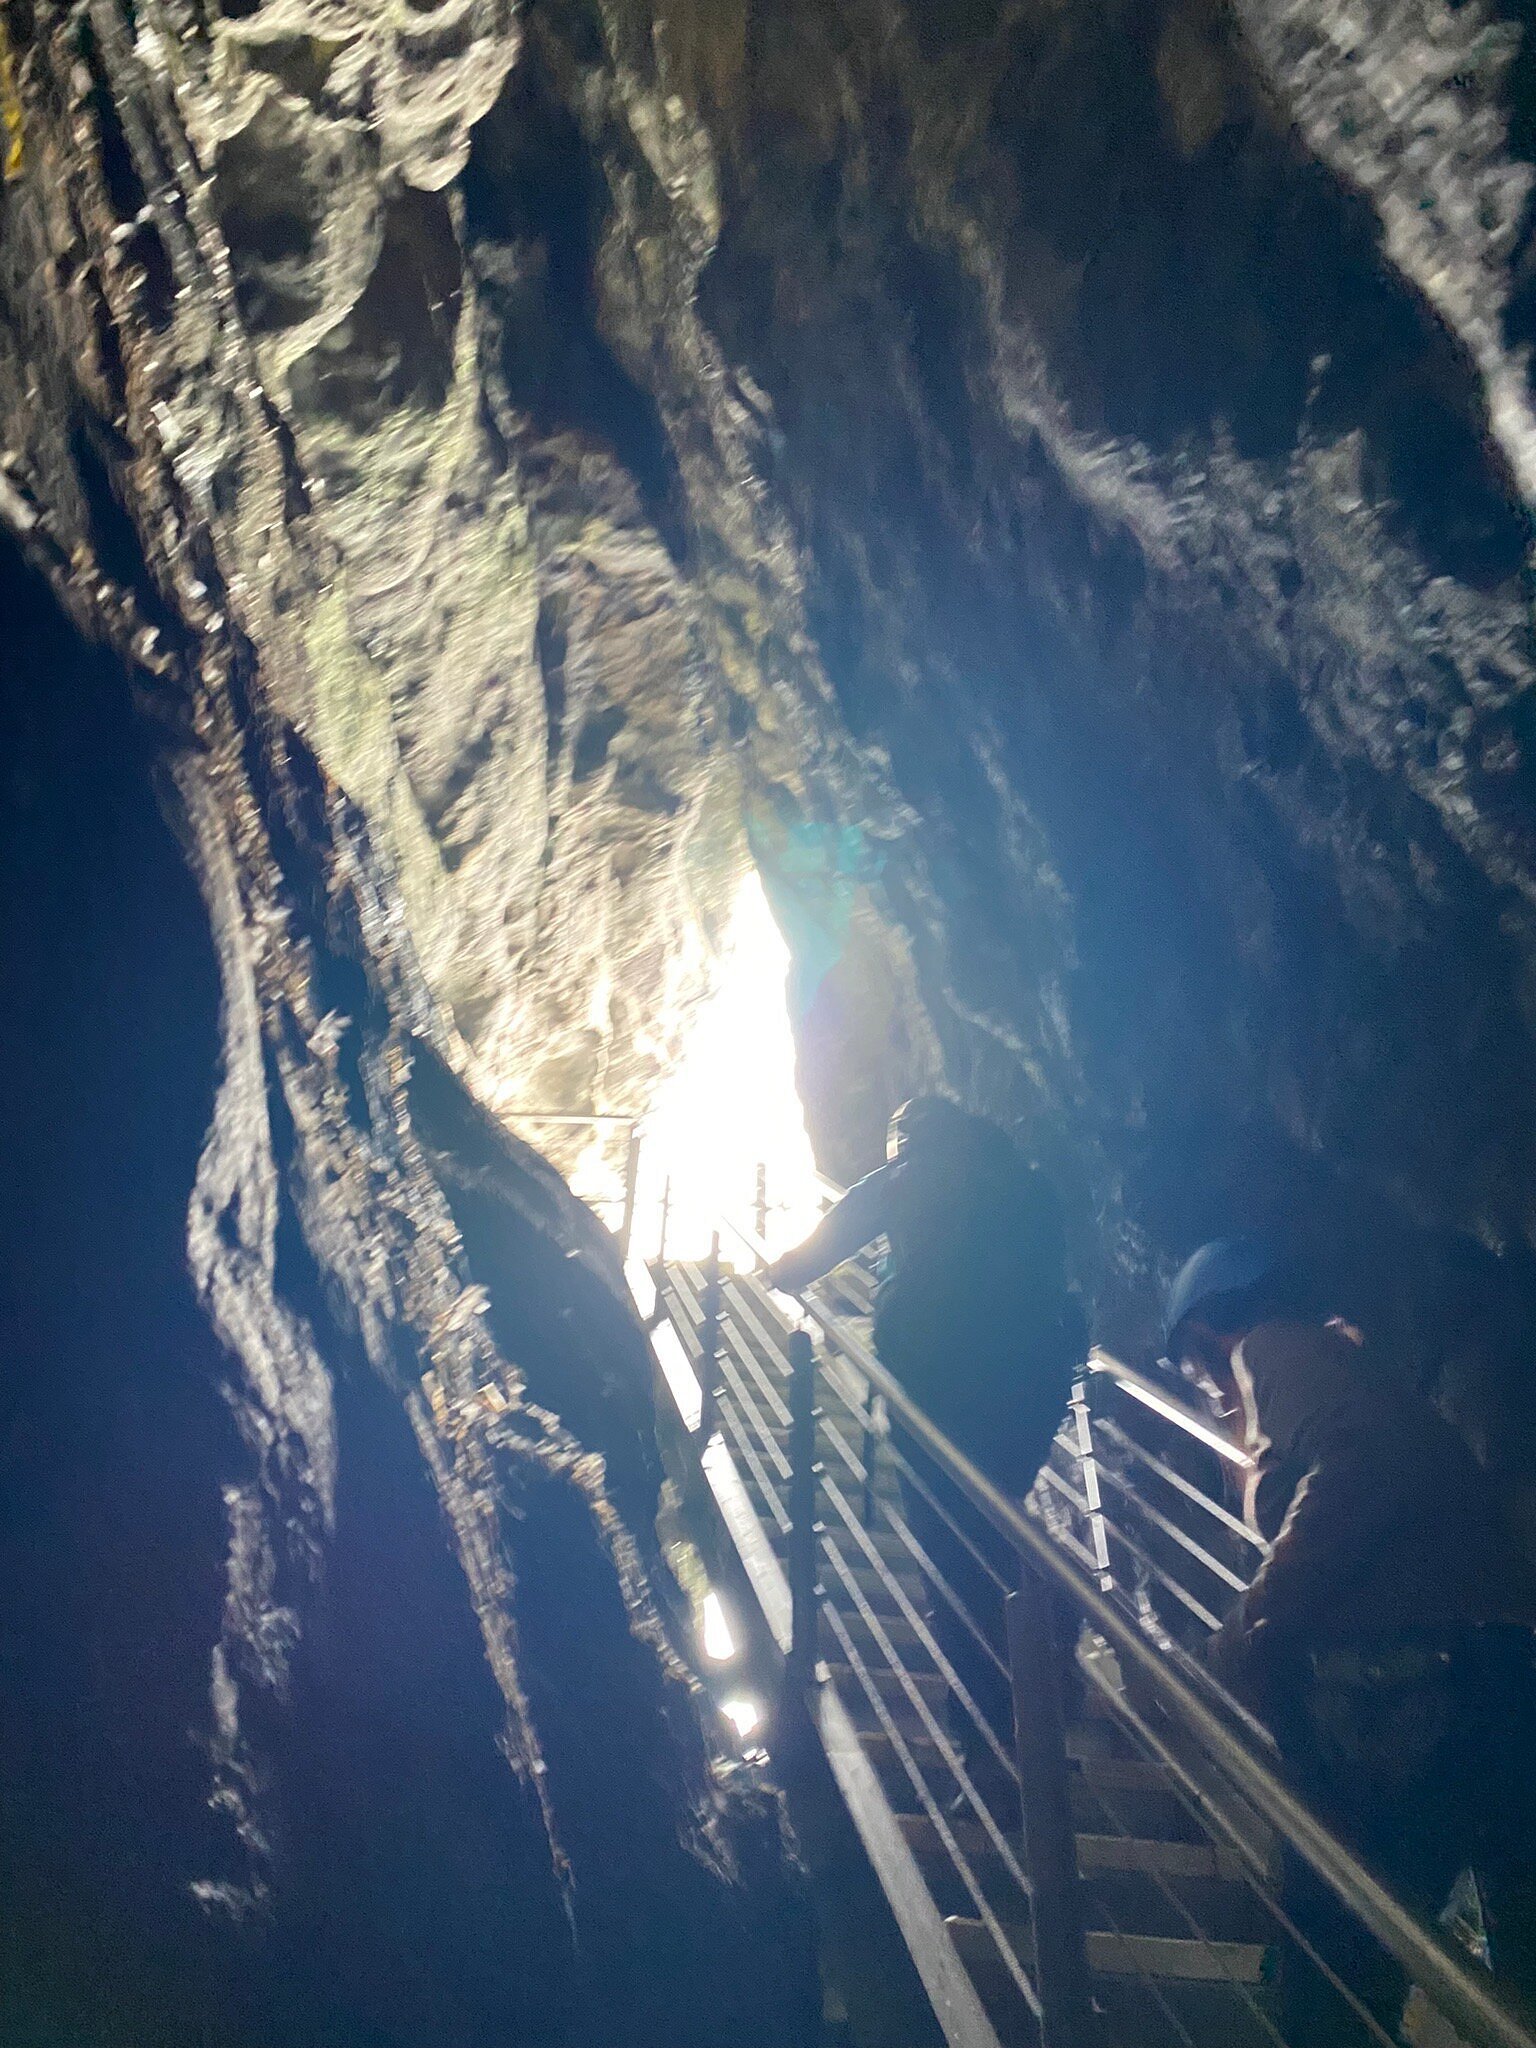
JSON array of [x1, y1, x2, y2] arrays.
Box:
[[4, 0, 1536, 2038]]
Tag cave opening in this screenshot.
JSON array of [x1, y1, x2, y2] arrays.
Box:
[[633, 868, 825, 1262], [554, 866, 831, 1266]]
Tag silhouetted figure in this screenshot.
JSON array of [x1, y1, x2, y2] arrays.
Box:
[[766, 1097, 1084, 1810], [1166, 1238, 1536, 2043], [766, 1096, 1084, 1492]]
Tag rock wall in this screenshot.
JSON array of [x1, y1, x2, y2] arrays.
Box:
[[0, 8, 818, 2040], [6, 0, 1536, 2032], [1, 0, 745, 1134], [7, 4, 1536, 1286], [518, 0, 1536, 1326]]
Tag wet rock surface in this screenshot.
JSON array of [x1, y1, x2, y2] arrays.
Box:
[[4, 0, 1536, 2036]]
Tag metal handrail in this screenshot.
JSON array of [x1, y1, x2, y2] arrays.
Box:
[[1085, 1347, 1255, 1470], [802, 1171, 1245, 1463], [800, 1290, 1536, 2048], [702, 1193, 1536, 2044]]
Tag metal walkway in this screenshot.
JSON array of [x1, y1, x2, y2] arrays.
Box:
[[637, 1222, 1536, 2048]]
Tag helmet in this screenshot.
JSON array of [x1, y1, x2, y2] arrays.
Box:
[[1163, 1236, 1279, 1349], [886, 1094, 969, 1164]]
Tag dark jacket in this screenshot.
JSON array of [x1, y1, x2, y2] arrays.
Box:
[[1228, 1320, 1536, 1652], [768, 1129, 1083, 1488]]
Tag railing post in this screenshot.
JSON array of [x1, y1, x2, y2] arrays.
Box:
[[1070, 1375, 1113, 1588], [754, 1160, 768, 1242], [618, 1125, 642, 1261], [696, 1231, 722, 1439], [658, 1174, 672, 1265], [860, 1390, 885, 1527], [1006, 1563, 1095, 2048], [786, 1327, 819, 1684]]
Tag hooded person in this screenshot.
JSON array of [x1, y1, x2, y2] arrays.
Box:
[[1166, 1238, 1536, 2042]]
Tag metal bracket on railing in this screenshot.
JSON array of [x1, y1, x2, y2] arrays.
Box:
[[696, 1232, 723, 1440], [618, 1127, 642, 1261], [860, 1391, 886, 1528], [786, 1326, 820, 1685]]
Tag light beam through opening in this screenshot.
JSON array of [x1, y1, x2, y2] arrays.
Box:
[[632, 871, 825, 1264]]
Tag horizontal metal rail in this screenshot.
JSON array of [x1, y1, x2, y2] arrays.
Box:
[[1085, 1348, 1255, 1470], [1095, 1414, 1268, 1553], [690, 1196, 1536, 2048], [800, 1291, 1536, 2048]]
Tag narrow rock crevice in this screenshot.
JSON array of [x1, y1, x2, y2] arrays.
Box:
[[7, 0, 1536, 2036]]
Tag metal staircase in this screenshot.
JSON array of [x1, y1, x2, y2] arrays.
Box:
[[636, 1220, 1536, 2048]]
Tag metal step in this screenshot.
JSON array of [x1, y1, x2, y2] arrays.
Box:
[[1082, 1864, 1272, 1948], [1092, 1974, 1283, 2048], [854, 1728, 963, 1813], [1067, 1748, 1173, 1794], [774, 1522, 918, 1572], [896, 1813, 1241, 1882], [898, 1825, 1266, 1956], [825, 1555, 930, 1610], [1069, 1766, 1204, 1845], [944, 1916, 1270, 1984], [749, 1410, 859, 1454], [826, 1662, 948, 1711], [826, 1606, 934, 1664], [832, 1677, 939, 1743]]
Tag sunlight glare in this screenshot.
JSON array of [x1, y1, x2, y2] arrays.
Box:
[[700, 1590, 736, 1662], [633, 871, 824, 1263], [721, 1695, 762, 1740]]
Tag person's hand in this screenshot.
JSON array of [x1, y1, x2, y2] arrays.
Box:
[[1205, 1612, 1253, 1692], [1206, 1609, 1285, 1717]]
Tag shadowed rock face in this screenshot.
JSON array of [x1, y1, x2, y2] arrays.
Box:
[[544, 0, 1536, 1325], [0, 9, 819, 2040], [3, 0, 1536, 2034]]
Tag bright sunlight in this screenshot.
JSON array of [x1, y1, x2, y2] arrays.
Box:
[[630, 871, 825, 1264]]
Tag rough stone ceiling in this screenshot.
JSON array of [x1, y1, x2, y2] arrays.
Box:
[[5, 0, 1536, 1295]]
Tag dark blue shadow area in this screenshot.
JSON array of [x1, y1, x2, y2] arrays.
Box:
[[0, 547, 579, 2045], [0, 544, 244, 2041]]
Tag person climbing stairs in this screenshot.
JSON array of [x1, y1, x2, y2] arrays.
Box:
[[645, 1234, 1534, 2048]]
